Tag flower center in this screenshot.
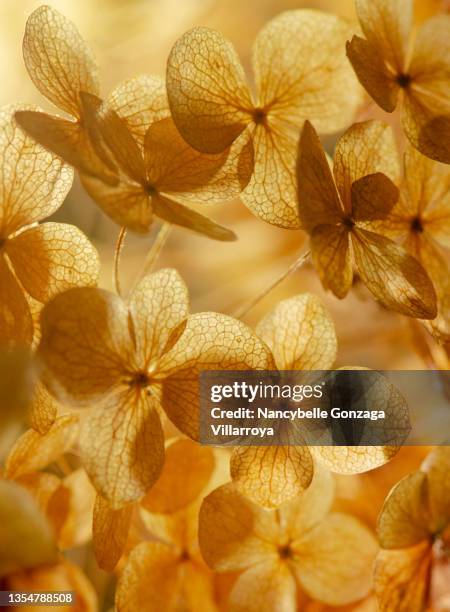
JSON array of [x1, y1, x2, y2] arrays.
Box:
[[252, 107, 267, 125], [410, 216, 424, 233], [128, 371, 151, 388], [179, 548, 190, 562], [396, 73, 411, 89], [277, 543, 293, 560], [144, 182, 157, 196], [342, 216, 355, 230]]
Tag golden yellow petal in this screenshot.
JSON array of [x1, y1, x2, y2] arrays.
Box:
[[421, 446, 450, 533], [6, 223, 99, 303], [92, 495, 133, 571], [128, 268, 189, 366], [292, 513, 377, 606], [230, 446, 314, 508], [297, 120, 343, 232], [14, 472, 61, 520], [116, 541, 180, 612], [346, 35, 399, 113], [23, 5, 99, 116], [310, 225, 353, 299], [153, 195, 237, 241], [0, 106, 73, 236], [157, 313, 275, 440], [402, 96, 450, 164], [0, 256, 33, 347], [5, 414, 79, 479], [39, 287, 133, 404], [374, 542, 431, 612], [333, 121, 400, 210], [79, 388, 164, 508], [198, 483, 279, 572], [229, 560, 297, 612], [0, 479, 57, 576], [355, 0, 412, 73], [14, 110, 117, 185], [166, 27, 252, 154], [106, 74, 170, 146], [351, 227, 437, 318], [256, 294, 337, 370], [144, 118, 253, 203], [312, 445, 400, 475], [142, 439, 215, 514], [351, 173, 399, 222], [253, 10, 362, 133], [28, 381, 59, 434]]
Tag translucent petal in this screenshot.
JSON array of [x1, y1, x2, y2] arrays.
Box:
[[39, 287, 133, 404], [0, 106, 73, 236], [351, 173, 399, 222], [79, 388, 164, 508], [0, 256, 33, 347], [28, 382, 59, 434], [310, 225, 353, 299], [6, 223, 99, 303], [253, 10, 362, 133], [92, 495, 132, 571], [157, 313, 275, 439], [23, 5, 99, 116], [166, 27, 252, 154], [421, 446, 450, 533], [230, 445, 314, 508], [402, 95, 450, 165], [312, 445, 400, 475], [5, 414, 79, 479], [256, 294, 337, 370], [351, 227, 437, 318]]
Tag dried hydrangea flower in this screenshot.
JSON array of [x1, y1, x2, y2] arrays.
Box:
[[0, 106, 99, 347], [38, 269, 273, 509], [374, 447, 450, 611], [230, 293, 407, 508], [199, 469, 377, 610], [347, 0, 450, 163], [379, 145, 450, 343], [297, 119, 437, 318], [166, 10, 362, 228]]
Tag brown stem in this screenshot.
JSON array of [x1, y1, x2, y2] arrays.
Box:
[[130, 222, 171, 292]]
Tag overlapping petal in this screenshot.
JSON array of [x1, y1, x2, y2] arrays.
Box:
[[92, 495, 133, 571], [0, 257, 33, 347]]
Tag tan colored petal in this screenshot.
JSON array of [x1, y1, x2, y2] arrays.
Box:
[[253, 10, 362, 133], [157, 313, 275, 440], [92, 495, 133, 571], [199, 483, 279, 572], [421, 446, 450, 533], [15, 472, 61, 519], [0, 479, 57, 576], [6, 223, 99, 303], [5, 414, 79, 479], [23, 5, 98, 116], [230, 446, 314, 508], [39, 287, 133, 404], [128, 269, 189, 366], [374, 542, 431, 612], [0, 256, 33, 347], [351, 227, 437, 318], [79, 388, 164, 508], [351, 173, 399, 222], [292, 513, 377, 606], [28, 382, 59, 434], [142, 439, 215, 514], [167, 27, 252, 154], [153, 195, 237, 241], [144, 118, 253, 203], [346, 35, 399, 113], [297, 120, 343, 232], [312, 445, 400, 475], [310, 225, 353, 299], [0, 106, 73, 236], [402, 95, 450, 165], [333, 121, 400, 209], [256, 294, 337, 370], [355, 0, 412, 73]]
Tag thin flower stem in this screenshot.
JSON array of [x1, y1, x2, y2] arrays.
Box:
[[113, 226, 127, 297], [131, 222, 172, 292], [233, 249, 310, 319]]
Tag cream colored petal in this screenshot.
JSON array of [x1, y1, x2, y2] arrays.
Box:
[[92, 495, 133, 571], [312, 446, 400, 475], [256, 294, 337, 370], [253, 10, 362, 133], [0, 256, 33, 347], [23, 5, 99, 116], [166, 27, 252, 154], [0, 106, 73, 236], [79, 388, 165, 509], [310, 225, 353, 299]]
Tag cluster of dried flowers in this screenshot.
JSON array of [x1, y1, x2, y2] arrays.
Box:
[[0, 1, 449, 610]]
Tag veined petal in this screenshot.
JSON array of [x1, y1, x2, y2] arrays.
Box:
[[6, 223, 99, 303], [351, 227, 437, 318], [39, 287, 133, 404], [23, 5, 99, 116], [92, 495, 133, 571], [256, 294, 337, 370], [28, 382, 59, 434], [421, 446, 450, 533], [79, 388, 164, 508], [312, 445, 400, 475], [351, 173, 399, 222], [166, 27, 252, 154], [157, 313, 275, 440], [0, 106, 73, 236], [310, 224, 353, 299], [402, 95, 450, 164], [0, 256, 33, 347], [253, 10, 362, 133]]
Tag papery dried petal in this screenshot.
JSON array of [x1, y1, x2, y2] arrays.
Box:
[[421, 446, 450, 532], [28, 382, 59, 434], [310, 225, 353, 299], [92, 495, 133, 571], [0, 257, 33, 347]]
